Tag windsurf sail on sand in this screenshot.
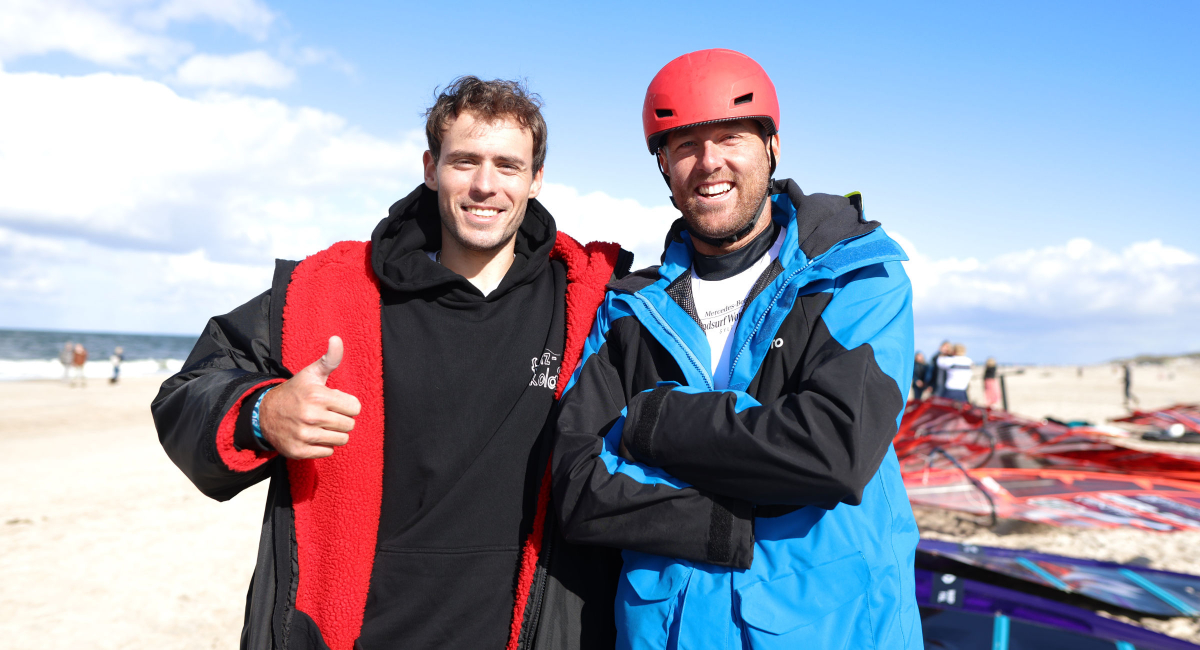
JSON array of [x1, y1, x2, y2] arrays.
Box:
[[897, 400, 1200, 482], [918, 539, 1200, 617], [1115, 405, 1200, 438], [918, 568, 1200, 649], [906, 467, 1200, 531]]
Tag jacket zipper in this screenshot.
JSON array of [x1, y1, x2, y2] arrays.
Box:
[[725, 259, 815, 388], [518, 522, 553, 649], [633, 293, 714, 391]]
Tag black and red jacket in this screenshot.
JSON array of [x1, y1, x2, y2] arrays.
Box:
[[153, 185, 630, 650]]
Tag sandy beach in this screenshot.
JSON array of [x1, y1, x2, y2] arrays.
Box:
[[1, 363, 1198, 648], [0, 376, 266, 649]]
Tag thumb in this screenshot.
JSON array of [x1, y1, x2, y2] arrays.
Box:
[[306, 335, 343, 384]]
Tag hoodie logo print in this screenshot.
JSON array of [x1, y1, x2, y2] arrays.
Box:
[[530, 348, 561, 391]]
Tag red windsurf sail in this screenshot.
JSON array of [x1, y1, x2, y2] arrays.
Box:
[[1115, 404, 1200, 435], [897, 399, 1200, 481], [906, 467, 1200, 531]]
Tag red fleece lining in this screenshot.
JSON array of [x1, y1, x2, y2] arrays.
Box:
[[279, 235, 617, 650], [282, 241, 386, 650], [505, 232, 620, 650], [215, 378, 284, 472]]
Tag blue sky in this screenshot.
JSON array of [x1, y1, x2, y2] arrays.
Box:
[[0, 0, 1197, 364]]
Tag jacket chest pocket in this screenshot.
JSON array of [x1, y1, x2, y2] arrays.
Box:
[[736, 553, 873, 650], [616, 552, 694, 650]]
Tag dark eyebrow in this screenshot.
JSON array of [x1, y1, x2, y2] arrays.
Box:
[[442, 149, 479, 161], [492, 155, 527, 168], [442, 150, 528, 169]]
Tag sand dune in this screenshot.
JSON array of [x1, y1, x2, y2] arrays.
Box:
[[1, 363, 1197, 647]]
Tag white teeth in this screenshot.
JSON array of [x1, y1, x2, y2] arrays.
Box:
[[699, 182, 732, 196], [467, 207, 499, 217]]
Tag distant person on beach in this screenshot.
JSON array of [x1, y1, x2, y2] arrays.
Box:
[[59, 341, 73, 382], [913, 351, 929, 400], [69, 343, 87, 388], [109, 347, 123, 385], [152, 77, 627, 650], [983, 357, 1000, 408], [928, 339, 953, 397], [1124, 362, 1139, 410], [937, 343, 973, 402]]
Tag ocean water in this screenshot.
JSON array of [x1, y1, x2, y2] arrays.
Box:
[[0, 328, 198, 381]]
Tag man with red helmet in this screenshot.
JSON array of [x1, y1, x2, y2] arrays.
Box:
[[552, 49, 922, 648]]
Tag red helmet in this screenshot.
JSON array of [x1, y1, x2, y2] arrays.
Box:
[[642, 49, 780, 154]]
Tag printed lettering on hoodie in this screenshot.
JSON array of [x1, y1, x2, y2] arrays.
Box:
[[530, 348, 561, 391]]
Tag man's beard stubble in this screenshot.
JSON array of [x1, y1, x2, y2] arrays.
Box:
[[674, 158, 770, 242]]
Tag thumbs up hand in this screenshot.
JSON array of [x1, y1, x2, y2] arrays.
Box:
[[259, 336, 362, 459]]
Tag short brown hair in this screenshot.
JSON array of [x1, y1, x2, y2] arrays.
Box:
[[424, 76, 547, 172]]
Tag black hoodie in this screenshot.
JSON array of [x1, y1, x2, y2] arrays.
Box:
[[357, 185, 566, 648]]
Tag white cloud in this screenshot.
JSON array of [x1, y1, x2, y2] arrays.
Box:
[[134, 0, 274, 40], [0, 0, 278, 70], [0, 225, 273, 334], [895, 233, 1200, 362], [174, 50, 294, 88], [0, 68, 425, 265], [0, 0, 189, 67], [539, 183, 680, 269], [897, 234, 1200, 317], [291, 45, 355, 76]]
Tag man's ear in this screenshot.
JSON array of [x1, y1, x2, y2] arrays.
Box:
[[770, 134, 781, 163], [656, 149, 671, 180], [423, 150, 438, 190], [528, 165, 544, 199]]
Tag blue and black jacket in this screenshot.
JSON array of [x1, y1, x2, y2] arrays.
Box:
[[552, 179, 923, 649]]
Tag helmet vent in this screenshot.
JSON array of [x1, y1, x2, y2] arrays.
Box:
[[655, 109, 674, 118], [733, 93, 754, 106]]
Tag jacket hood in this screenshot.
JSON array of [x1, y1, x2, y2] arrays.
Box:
[[770, 178, 879, 262], [370, 184, 558, 298]]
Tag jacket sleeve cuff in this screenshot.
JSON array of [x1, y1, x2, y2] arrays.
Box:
[[706, 494, 755, 569], [621, 384, 676, 465], [216, 378, 286, 472], [233, 385, 278, 453]]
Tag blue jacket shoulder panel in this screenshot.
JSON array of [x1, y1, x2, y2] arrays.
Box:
[[823, 258, 915, 426]]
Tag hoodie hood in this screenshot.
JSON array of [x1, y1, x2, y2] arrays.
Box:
[[370, 184, 558, 299]]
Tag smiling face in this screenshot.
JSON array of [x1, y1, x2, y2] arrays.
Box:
[[659, 119, 779, 251], [423, 111, 543, 255]]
